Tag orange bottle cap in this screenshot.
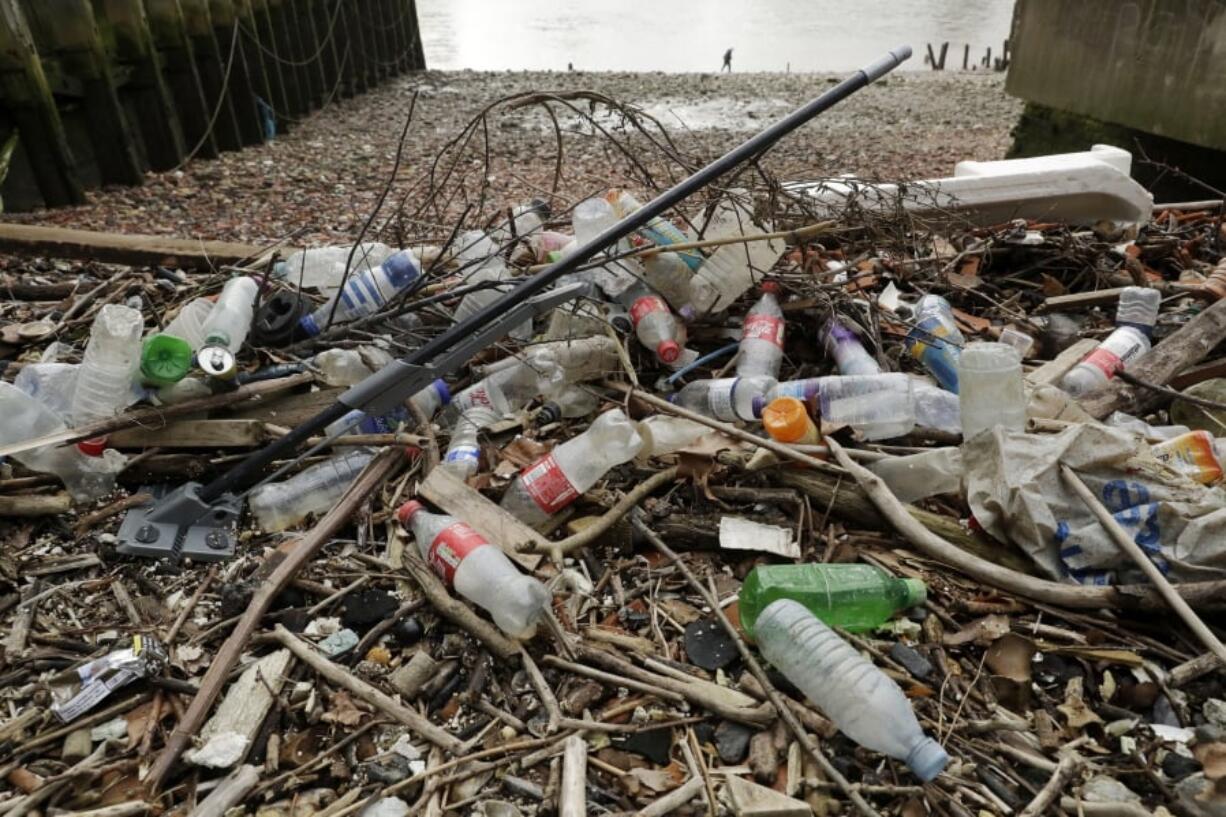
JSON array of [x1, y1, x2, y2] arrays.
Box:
[[762, 397, 814, 443]]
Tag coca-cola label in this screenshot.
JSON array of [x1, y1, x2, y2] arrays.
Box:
[[743, 314, 785, 348], [456, 384, 495, 414], [428, 522, 486, 584], [1082, 346, 1124, 378], [520, 453, 581, 515], [629, 295, 667, 327]]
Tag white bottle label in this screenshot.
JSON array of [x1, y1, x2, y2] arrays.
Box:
[[520, 453, 581, 515], [709, 379, 738, 421], [1083, 329, 1147, 378]]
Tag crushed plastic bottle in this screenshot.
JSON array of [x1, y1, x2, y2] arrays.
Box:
[[70, 304, 143, 426], [822, 316, 880, 376], [739, 564, 926, 637], [685, 193, 784, 315], [761, 397, 818, 444], [16, 362, 79, 420], [398, 500, 550, 638], [1104, 411, 1190, 442], [248, 449, 375, 531], [198, 277, 259, 379], [161, 298, 213, 350], [818, 373, 915, 441], [312, 346, 394, 387], [867, 447, 963, 503], [754, 599, 949, 781], [536, 386, 601, 425], [277, 243, 394, 296], [298, 250, 422, 338], [0, 382, 126, 501], [1060, 286, 1159, 397], [910, 377, 961, 435], [905, 294, 964, 393], [634, 415, 710, 461], [671, 376, 776, 422], [500, 409, 644, 527], [327, 379, 451, 438], [446, 354, 563, 422], [736, 286, 785, 378], [620, 283, 684, 364], [958, 342, 1025, 440]]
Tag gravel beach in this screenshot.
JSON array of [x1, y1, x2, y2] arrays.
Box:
[[17, 70, 1021, 244]]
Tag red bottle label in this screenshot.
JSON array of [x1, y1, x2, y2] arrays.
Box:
[[743, 314, 785, 348], [520, 453, 580, 515], [629, 295, 667, 326], [428, 523, 487, 584], [1082, 347, 1124, 377]]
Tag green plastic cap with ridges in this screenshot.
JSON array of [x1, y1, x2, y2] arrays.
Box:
[[140, 334, 193, 387]]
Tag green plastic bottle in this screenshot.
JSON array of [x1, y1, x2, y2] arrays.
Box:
[[738, 564, 926, 639]]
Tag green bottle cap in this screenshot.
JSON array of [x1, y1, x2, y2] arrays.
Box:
[[901, 578, 928, 609], [141, 334, 193, 387]]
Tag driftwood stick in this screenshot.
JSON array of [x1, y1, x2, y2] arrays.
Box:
[[0, 493, 71, 516], [272, 625, 463, 752], [558, 735, 587, 817], [1019, 754, 1084, 817], [520, 646, 563, 734], [74, 492, 152, 535], [541, 656, 685, 703], [633, 776, 706, 817], [146, 449, 403, 792], [1061, 464, 1226, 670], [821, 438, 1226, 611], [529, 466, 680, 557], [187, 765, 259, 817], [399, 547, 520, 660], [632, 517, 881, 817], [50, 803, 151, 817]]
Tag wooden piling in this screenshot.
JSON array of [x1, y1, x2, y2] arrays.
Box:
[[0, 0, 85, 205], [311, 0, 344, 98], [335, 0, 366, 95], [294, 0, 327, 106], [208, 0, 263, 145], [963, 43, 970, 70], [145, 0, 220, 159], [178, 0, 243, 151], [250, 0, 291, 128], [92, 0, 187, 170], [20, 0, 145, 185], [406, 0, 424, 70], [230, 0, 277, 139], [345, 0, 372, 92], [266, 0, 306, 115]]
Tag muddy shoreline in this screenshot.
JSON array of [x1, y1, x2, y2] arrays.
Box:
[[16, 70, 1021, 245]]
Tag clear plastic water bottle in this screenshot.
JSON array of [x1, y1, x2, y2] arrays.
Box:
[[446, 354, 563, 421], [277, 243, 394, 296], [326, 379, 451, 438], [754, 599, 949, 781], [568, 197, 636, 296], [671, 376, 776, 422], [312, 346, 394, 387], [905, 295, 964, 393], [959, 342, 1026, 440], [1059, 289, 1161, 398], [909, 377, 961, 435], [0, 382, 126, 501], [488, 200, 549, 245], [822, 316, 880, 376], [441, 405, 497, 478], [298, 250, 422, 337], [452, 257, 527, 340], [70, 304, 143, 426], [500, 409, 644, 527], [15, 362, 79, 420], [198, 277, 259, 379], [535, 385, 601, 424], [620, 283, 684, 364], [248, 449, 375, 532], [161, 298, 213, 350], [818, 373, 915, 441], [737, 285, 785, 378], [868, 447, 963, 503], [397, 499, 550, 639]]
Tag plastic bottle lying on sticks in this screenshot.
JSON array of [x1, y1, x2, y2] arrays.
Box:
[[617, 282, 686, 365], [500, 408, 644, 528], [276, 243, 395, 296], [739, 563, 926, 636], [904, 294, 964, 393], [671, 375, 777, 423], [398, 500, 550, 639], [1059, 286, 1161, 397], [821, 315, 880, 376], [737, 284, 786, 378], [326, 379, 451, 438], [198, 277, 260, 379], [70, 304, 143, 428], [248, 449, 376, 532], [298, 251, 422, 338]]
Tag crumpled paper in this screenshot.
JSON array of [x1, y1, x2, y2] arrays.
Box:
[[964, 424, 1226, 584]]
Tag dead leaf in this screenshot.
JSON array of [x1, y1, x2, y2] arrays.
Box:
[[626, 766, 682, 793], [1040, 273, 1066, 297], [499, 436, 551, 469], [944, 614, 1011, 646], [677, 452, 718, 501], [321, 691, 366, 727], [657, 598, 703, 626], [985, 633, 1037, 682], [123, 700, 159, 749], [1057, 676, 1103, 730]]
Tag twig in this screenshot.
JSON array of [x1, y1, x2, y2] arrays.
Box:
[[558, 735, 587, 817], [1060, 464, 1226, 670], [74, 493, 153, 536], [399, 548, 520, 660], [1019, 754, 1084, 817], [633, 776, 706, 817], [187, 764, 259, 817], [541, 656, 685, 703], [631, 517, 881, 817], [520, 645, 563, 734]]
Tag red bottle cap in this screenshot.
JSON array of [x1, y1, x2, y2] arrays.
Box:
[[396, 499, 424, 525], [76, 436, 108, 457], [760, 280, 781, 295], [657, 339, 681, 363]]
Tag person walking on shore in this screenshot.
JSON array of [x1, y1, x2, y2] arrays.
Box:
[[722, 48, 733, 72]]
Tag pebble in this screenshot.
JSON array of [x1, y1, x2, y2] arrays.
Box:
[[715, 720, 753, 764]]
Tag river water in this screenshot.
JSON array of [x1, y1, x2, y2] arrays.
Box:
[[418, 0, 1016, 73]]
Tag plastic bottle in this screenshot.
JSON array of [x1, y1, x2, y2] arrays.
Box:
[[162, 298, 213, 350], [447, 354, 563, 421], [536, 386, 601, 424], [604, 189, 703, 271], [634, 415, 709, 461], [910, 378, 961, 435], [818, 373, 915, 441], [905, 295, 964, 393], [441, 406, 495, 478], [398, 500, 550, 638], [487, 200, 549, 245], [1153, 431, 1224, 485], [500, 409, 644, 527], [70, 304, 143, 426], [996, 326, 1035, 359], [569, 197, 637, 296], [312, 346, 394, 387], [737, 286, 785, 378], [248, 449, 375, 531], [326, 379, 451, 438], [298, 251, 422, 338], [867, 448, 963, 503], [1114, 286, 1162, 334], [739, 564, 926, 637], [754, 599, 949, 781], [822, 316, 880, 376], [1061, 287, 1161, 397], [670, 376, 776, 423], [762, 397, 819, 444], [15, 362, 79, 420], [1104, 411, 1190, 442], [958, 342, 1026, 440], [685, 194, 784, 315], [620, 283, 684, 364], [277, 243, 394, 296], [198, 277, 259, 379], [0, 382, 126, 501]]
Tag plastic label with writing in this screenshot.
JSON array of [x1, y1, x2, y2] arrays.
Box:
[[630, 295, 668, 326], [428, 523, 487, 584], [743, 314, 785, 348], [520, 453, 581, 515]]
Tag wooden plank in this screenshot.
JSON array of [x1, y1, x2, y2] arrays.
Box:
[[419, 466, 545, 571], [1025, 338, 1099, 388], [109, 419, 268, 448], [228, 385, 340, 427], [0, 222, 284, 269], [1039, 287, 1126, 313], [1170, 356, 1226, 391]]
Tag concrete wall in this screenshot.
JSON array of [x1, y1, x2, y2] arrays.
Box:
[[1006, 0, 1226, 151]]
